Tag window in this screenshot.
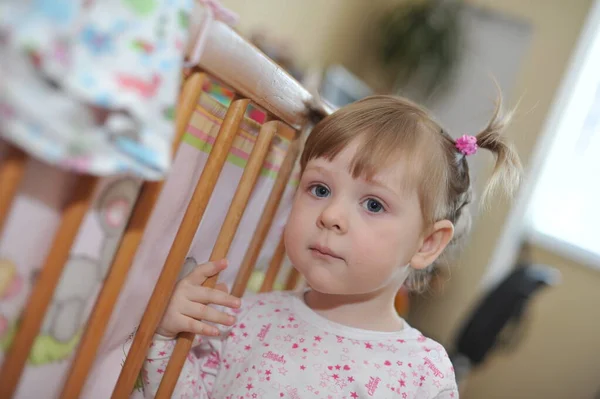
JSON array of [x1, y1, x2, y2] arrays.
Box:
[[526, 6, 600, 267]]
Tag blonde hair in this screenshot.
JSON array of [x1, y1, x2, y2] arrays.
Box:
[[300, 95, 522, 291]]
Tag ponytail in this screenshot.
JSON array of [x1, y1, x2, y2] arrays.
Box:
[[476, 95, 523, 205]]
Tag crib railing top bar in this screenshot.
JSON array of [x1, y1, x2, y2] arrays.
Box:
[[197, 20, 330, 128]]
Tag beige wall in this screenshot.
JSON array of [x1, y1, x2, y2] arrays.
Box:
[[220, 0, 381, 72], [221, 0, 598, 397]]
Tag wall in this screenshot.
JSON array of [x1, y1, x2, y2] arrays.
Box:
[[220, 0, 381, 74]]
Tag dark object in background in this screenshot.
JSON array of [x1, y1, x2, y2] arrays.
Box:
[[450, 263, 560, 385], [377, 0, 463, 97], [320, 65, 373, 108]]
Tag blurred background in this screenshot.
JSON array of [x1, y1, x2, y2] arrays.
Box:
[[221, 0, 600, 398]]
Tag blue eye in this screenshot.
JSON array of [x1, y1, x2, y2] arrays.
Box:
[[362, 198, 384, 213], [309, 184, 330, 198]]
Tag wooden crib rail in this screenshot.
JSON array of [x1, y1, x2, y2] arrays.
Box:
[[260, 235, 287, 293], [0, 174, 98, 398], [110, 22, 332, 393], [231, 125, 300, 297], [198, 19, 324, 129], [111, 97, 251, 397], [154, 119, 283, 398], [59, 71, 209, 399], [0, 145, 27, 234]]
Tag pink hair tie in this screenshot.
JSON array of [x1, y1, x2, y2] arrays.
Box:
[[455, 135, 478, 156]]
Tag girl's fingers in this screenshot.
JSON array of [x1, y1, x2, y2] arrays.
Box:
[[185, 285, 241, 309], [185, 259, 228, 286], [215, 282, 229, 293], [182, 300, 236, 327], [180, 315, 221, 337]]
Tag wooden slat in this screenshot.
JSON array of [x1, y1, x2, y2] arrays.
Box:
[[59, 71, 209, 399], [155, 120, 279, 398], [285, 267, 301, 291], [0, 174, 98, 398], [111, 98, 250, 398], [231, 129, 299, 297], [260, 235, 287, 293], [0, 145, 27, 234]]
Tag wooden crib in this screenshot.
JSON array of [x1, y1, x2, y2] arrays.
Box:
[[0, 18, 331, 399]]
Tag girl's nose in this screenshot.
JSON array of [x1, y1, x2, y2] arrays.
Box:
[[317, 199, 348, 234]]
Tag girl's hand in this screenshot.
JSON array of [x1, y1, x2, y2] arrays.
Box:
[[156, 259, 241, 339]]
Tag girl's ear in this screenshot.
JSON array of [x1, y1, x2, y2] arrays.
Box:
[[410, 220, 454, 270]]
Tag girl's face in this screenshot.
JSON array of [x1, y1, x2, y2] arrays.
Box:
[[284, 140, 427, 295]]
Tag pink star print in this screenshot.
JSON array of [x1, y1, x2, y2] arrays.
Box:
[[351, 393, 358, 398], [314, 336, 322, 342], [246, 384, 253, 390]]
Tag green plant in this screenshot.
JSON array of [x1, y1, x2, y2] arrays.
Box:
[[378, 0, 463, 96]]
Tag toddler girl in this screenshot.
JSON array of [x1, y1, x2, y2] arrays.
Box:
[[142, 95, 521, 398]]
